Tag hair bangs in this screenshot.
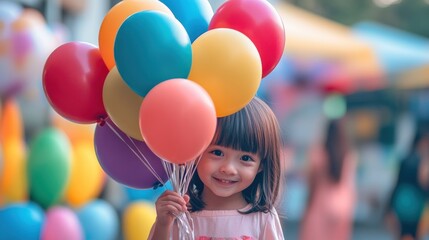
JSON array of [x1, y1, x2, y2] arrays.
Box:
[[212, 105, 268, 158]]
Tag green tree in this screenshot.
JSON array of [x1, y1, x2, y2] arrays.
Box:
[[284, 0, 429, 38]]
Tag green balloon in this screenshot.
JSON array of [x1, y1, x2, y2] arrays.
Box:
[[27, 127, 71, 209]]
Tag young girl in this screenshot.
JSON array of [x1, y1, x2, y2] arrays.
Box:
[[149, 97, 285, 240]]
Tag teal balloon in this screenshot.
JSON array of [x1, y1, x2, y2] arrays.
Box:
[[160, 0, 213, 42], [114, 10, 192, 97], [27, 128, 71, 209], [77, 200, 119, 240], [0, 202, 45, 240]]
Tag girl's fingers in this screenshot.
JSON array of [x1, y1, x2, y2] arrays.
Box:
[[183, 194, 190, 204], [158, 204, 182, 216], [156, 191, 188, 213], [158, 200, 185, 213], [157, 191, 188, 210]]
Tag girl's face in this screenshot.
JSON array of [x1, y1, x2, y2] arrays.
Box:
[[197, 145, 261, 206]]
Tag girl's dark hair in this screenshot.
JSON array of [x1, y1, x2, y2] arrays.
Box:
[[188, 97, 283, 214], [324, 119, 349, 183]]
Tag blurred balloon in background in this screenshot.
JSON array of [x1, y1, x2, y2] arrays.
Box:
[[0, 147, 3, 205], [0, 202, 45, 240], [65, 140, 106, 208], [0, 99, 27, 203], [41, 206, 83, 240], [0, 1, 24, 98], [122, 201, 157, 240], [27, 128, 71, 209], [77, 200, 119, 240], [160, 0, 213, 42], [0, 1, 63, 140], [0, 4, 59, 99], [52, 113, 95, 145]]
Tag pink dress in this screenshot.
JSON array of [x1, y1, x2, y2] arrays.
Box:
[[190, 206, 284, 240], [299, 148, 357, 240]]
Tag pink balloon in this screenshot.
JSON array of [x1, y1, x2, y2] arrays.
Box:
[[139, 79, 217, 164], [42, 206, 83, 240]]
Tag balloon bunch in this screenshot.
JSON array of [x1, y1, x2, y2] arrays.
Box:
[[0, 101, 117, 240], [0, 200, 119, 240], [42, 0, 285, 238]]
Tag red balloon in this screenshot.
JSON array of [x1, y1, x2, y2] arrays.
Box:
[[43, 42, 109, 124], [209, 0, 285, 78]]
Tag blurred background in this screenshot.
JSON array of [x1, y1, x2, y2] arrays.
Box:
[[1, 0, 429, 239]]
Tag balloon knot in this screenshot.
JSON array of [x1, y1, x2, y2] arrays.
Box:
[[97, 117, 106, 126]]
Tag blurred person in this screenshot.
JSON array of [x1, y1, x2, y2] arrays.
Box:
[[385, 126, 429, 240], [299, 118, 357, 240]]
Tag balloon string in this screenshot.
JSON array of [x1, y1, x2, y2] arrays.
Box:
[[126, 135, 165, 185], [105, 121, 165, 185], [161, 155, 201, 196], [162, 158, 200, 240]]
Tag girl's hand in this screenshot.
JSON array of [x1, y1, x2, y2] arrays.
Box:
[[155, 190, 189, 226]]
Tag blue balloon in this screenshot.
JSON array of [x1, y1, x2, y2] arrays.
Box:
[[77, 200, 119, 240], [0, 202, 44, 240], [125, 181, 173, 203], [114, 10, 192, 97], [160, 0, 213, 42]]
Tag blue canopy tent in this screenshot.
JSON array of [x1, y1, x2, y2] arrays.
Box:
[[353, 21, 429, 81]]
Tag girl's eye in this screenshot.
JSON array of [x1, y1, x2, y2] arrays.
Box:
[[241, 155, 254, 162], [210, 149, 223, 156]]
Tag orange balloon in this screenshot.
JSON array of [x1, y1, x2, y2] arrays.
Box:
[[64, 141, 106, 208], [1, 99, 23, 143], [99, 0, 174, 69], [139, 79, 217, 164]]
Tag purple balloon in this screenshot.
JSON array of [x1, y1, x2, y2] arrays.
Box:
[[94, 118, 169, 189]]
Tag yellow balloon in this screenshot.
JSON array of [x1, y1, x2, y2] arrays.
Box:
[[64, 141, 106, 208], [123, 201, 157, 240], [188, 28, 262, 117], [99, 0, 174, 69], [0, 140, 27, 203], [103, 67, 144, 141]]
